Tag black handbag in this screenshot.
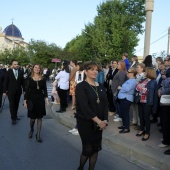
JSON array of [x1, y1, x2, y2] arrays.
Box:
[[27, 100, 33, 111], [134, 91, 140, 104]]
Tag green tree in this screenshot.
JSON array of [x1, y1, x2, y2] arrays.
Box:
[[28, 39, 63, 68], [65, 0, 145, 63], [0, 47, 30, 66], [92, 0, 145, 61]]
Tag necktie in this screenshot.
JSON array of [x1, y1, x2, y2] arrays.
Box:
[[15, 70, 18, 79]]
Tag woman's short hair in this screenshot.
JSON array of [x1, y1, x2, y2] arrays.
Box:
[[118, 60, 126, 71], [128, 67, 137, 77], [122, 52, 128, 58], [136, 63, 146, 72], [84, 61, 99, 71], [145, 67, 156, 79], [156, 57, 163, 63]]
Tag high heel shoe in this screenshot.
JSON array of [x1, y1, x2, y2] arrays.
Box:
[[142, 134, 150, 141], [28, 129, 34, 138], [36, 134, 42, 143], [136, 131, 145, 137], [71, 106, 76, 110]]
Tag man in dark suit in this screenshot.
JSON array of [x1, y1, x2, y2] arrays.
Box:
[[3, 60, 25, 124], [0, 64, 6, 108]]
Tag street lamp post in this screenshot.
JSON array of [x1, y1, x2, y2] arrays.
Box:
[[167, 27, 170, 55], [143, 0, 154, 58]]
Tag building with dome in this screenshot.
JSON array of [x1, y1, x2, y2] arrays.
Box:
[[0, 22, 28, 51]]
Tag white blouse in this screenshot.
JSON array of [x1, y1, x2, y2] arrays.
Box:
[[55, 70, 70, 90]]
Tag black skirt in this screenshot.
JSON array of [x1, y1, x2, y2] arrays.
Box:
[[28, 93, 46, 119], [77, 118, 102, 156]]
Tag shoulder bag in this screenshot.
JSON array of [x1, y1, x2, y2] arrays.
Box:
[[160, 95, 170, 106]]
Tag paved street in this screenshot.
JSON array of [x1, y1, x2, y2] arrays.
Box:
[[0, 82, 145, 170]]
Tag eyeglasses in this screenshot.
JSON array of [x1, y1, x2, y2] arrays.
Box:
[[164, 60, 168, 62]]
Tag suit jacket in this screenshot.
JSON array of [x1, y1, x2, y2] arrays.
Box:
[[105, 68, 118, 90], [3, 69, 25, 95], [130, 61, 139, 68], [166, 67, 170, 78], [0, 68, 6, 93]]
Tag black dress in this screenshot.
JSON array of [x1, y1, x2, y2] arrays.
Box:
[[76, 81, 108, 156], [24, 77, 48, 119]]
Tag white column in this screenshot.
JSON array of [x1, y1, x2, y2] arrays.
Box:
[[167, 27, 170, 55], [143, 0, 154, 58]]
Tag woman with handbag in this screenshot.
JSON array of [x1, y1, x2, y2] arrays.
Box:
[[76, 61, 108, 170], [136, 67, 158, 141], [111, 60, 127, 122], [24, 64, 49, 143], [117, 68, 137, 133], [157, 74, 170, 155]]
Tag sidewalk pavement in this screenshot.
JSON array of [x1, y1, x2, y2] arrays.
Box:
[[50, 103, 170, 170]]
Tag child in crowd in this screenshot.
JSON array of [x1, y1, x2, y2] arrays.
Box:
[[51, 80, 60, 104]]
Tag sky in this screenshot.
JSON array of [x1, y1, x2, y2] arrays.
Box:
[[1, 0, 170, 57]]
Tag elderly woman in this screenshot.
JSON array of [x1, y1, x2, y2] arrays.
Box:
[[118, 67, 137, 133], [132, 63, 146, 130]]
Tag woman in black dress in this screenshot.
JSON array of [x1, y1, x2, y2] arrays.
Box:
[[24, 64, 48, 143], [76, 61, 108, 170]]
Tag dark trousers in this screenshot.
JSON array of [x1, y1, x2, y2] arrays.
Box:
[[113, 97, 121, 118], [119, 99, 132, 129], [0, 92, 3, 108], [162, 106, 170, 145], [8, 93, 21, 120], [107, 90, 115, 112], [57, 87, 68, 110], [138, 103, 152, 134]]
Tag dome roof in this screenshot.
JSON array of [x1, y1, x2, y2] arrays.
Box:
[[3, 23, 22, 38]]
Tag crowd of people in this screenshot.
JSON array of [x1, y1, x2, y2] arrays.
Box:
[[0, 53, 170, 169], [48, 55, 170, 169], [104, 54, 170, 155]]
